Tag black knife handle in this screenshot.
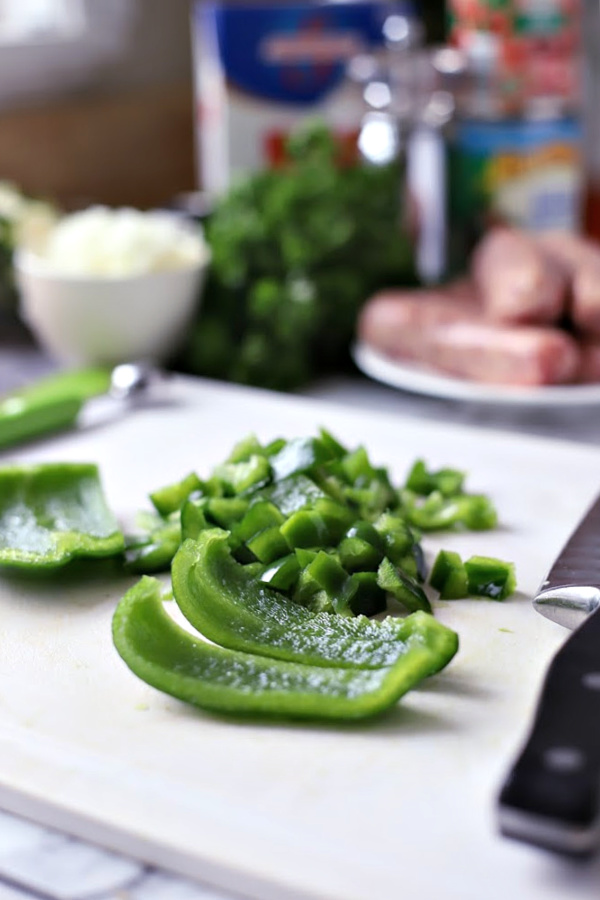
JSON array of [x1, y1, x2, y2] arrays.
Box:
[[498, 607, 600, 855]]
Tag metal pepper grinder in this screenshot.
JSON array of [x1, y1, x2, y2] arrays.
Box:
[[348, 11, 460, 284]]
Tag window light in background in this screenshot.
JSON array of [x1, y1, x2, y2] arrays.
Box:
[[0, 0, 86, 44]]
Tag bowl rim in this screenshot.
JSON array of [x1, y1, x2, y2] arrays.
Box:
[[14, 244, 211, 286]]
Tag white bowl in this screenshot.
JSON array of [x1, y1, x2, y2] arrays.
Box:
[[15, 247, 210, 366]]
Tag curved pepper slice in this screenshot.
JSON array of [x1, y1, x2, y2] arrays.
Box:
[[171, 529, 458, 671], [0, 462, 124, 568], [113, 576, 456, 721]]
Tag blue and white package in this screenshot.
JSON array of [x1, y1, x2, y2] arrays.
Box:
[[192, 2, 417, 193]]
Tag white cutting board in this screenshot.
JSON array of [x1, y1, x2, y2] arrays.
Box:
[[1, 376, 599, 900]]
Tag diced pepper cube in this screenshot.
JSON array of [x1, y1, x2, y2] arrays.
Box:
[[246, 526, 290, 564], [213, 455, 271, 495], [347, 571, 387, 617], [318, 427, 348, 459], [260, 554, 301, 591], [150, 472, 202, 517], [234, 500, 285, 543], [280, 509, 328, 548], [405, 460, 465, 497], [260, 473, 327, 516], [226, 434, 265, 463], [305, 550, 356, 615], [465, 555, 516, 600], [376, 557, 431, 613], [429, 550, 469, 599], [206, 497, 249, 529], [337, 535, 383, 572], [269, 437, 332, 482], [181, 498, 209, 541]]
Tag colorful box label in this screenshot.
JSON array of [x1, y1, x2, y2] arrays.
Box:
[[192, 1, 416, 193], [448, 116, 583, 267]]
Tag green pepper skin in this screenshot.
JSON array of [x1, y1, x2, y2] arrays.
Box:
[[171, 529, 458, 671], [113, 576, 458, 721], [0, 463, 124, 568]]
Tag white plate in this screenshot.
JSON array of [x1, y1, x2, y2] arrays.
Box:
[[353, 340, 600, 407]]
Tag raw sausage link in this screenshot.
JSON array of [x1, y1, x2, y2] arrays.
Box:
[[357, 283, 479, 360], [429, 321, 579, 386], [470, 227, 568, 325], [358, 290, 580, 386], [536, 231, 600, 336], [576, 338, 600, 382]]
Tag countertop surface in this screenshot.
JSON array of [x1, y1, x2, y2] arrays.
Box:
[[1, 320, 600, 900]]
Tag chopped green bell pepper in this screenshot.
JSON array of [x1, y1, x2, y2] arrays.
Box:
[[171, 529, 458, 670], [429, 550, 469, 600], [429, 550, 516, 600], [376, 556, 431, 613], [269, 436, 332, 482], [400, 490, 498, 532], [465, 555, 517, 601], [212, 455, 272, 495], [258, 473, 328, 516], [112, 576, 458, 721], [405, 460, 465, 498], [259, 553, 301, 591], [0, 462, 123, 568], [246, 525, 290, 563], [123, 511, 180, 574], [150, 472, 202, 517]]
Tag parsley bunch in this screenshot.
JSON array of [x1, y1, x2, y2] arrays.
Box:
[[179, 124, 416, 391]]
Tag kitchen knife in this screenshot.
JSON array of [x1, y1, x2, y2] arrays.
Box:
[[498, 492, 600, 856]]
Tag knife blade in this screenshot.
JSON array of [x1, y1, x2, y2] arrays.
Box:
[[498, 492, 600, 856]]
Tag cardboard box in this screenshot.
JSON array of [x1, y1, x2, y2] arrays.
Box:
[[192, 1, 417, 194]]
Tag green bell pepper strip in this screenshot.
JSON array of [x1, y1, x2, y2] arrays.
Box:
[[112, 576, 457, 721], [0, 368, 112, 450], [0, 462, 123, 568], [171, 528, 458, 670]]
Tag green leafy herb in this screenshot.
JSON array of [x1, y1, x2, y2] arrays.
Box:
[[178, 123, 416, 390]]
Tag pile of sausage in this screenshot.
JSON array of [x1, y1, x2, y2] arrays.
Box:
[[358, 227, 600, 387]]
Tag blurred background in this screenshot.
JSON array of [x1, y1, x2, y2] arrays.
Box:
[[2, 0, 600, 397]]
